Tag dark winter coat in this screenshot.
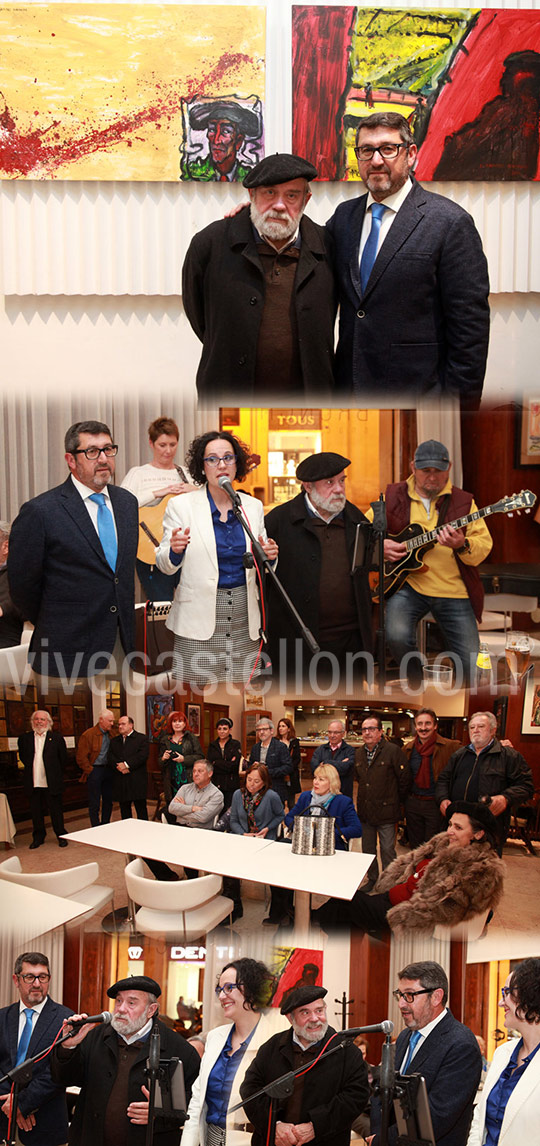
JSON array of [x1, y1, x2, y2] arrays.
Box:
[[107, 729, 149, 803], [355, 739, 411, 824]]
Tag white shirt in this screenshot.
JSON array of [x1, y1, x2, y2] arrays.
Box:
[[405, 1007, 448, 1066], [17, 996, 48, 1042], [121, 463, 186, 507], [358, 178, 413, 265], [70, 474, 118, 543], [32, 730, 47, 788]]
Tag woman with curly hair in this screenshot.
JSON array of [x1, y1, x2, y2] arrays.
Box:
[[468, 957, 540, 1145], [182, 957, 283, 1146], [314, 800, 505, 937], [155, 431, 277, 687]]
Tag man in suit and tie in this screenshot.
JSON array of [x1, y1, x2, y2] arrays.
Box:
[[8, 420, 138, 681], [0, 950, 73, 1145], [108, 715, 150, 820], [18, 709, 69, 849], [327, 112, 490, 407], [371, 960, 481, 1146]]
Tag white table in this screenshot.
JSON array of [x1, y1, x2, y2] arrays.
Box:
[[64, 819, 373, 933], [0, 793, 16, 847], [0, 882, 90, 940]]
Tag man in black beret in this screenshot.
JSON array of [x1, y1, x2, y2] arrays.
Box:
[[181, 97, 261, 182], [51, 975, 200, 1146], [264, 452, 373, 685], [182, 152, 336, 402], [240, 984, 369, 1146]]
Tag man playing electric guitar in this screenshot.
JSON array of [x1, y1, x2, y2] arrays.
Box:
[[379, 439, 492, 686]]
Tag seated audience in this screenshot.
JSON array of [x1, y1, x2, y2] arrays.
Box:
[[228, 764, 284, 923], [285, 764, 362, 850]]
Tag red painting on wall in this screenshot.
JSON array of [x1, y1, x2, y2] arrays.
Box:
[[292, 6, 540, 181]]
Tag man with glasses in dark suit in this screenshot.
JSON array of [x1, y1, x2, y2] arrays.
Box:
[[8, 420, 138, 682]]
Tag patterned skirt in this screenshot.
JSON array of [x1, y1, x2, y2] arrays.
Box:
[[173, 584, 261, 687]]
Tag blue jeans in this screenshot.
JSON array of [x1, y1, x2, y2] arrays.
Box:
[[87, 766, 113, 827], [385, 583, 479, 684]]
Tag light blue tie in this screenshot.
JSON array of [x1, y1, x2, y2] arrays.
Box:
[[15, 1008, 35, 1065], [401, 1029, 421, 1073], [89, 493, 118, 571], [360, 202, 387, 293]]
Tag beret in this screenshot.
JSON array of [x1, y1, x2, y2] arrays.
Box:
[[445, 800, 499, 838], [296, 452, 351, 482], [244, 152, 317, 188], [107, 976, 161, 999], [280, 985, 327, 1015], [188, 100, 260, 138]]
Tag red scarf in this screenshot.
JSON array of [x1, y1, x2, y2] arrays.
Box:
[[414, 730, 438, 790]]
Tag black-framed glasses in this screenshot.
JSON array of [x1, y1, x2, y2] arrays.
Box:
[[72, 445, 118, 460], [354, 143, 409, 161], [392, 988, 432, 1004], [18, 973, 51, 984], [215, 982, 238, 997]]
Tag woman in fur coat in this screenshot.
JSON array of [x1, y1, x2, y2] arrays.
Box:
[[314, 800, 504, 936]]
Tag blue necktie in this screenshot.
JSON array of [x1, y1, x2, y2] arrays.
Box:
[[15, 1008, 35, 1065], [401, 1029, 421, 1073], [360, 202, 387, 293], [89, 493, 118, 571]]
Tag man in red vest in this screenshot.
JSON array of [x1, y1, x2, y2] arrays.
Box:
[[381, 440, 492, 686]]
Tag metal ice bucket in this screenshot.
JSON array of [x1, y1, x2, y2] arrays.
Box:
[[291, 807, 335, 856]]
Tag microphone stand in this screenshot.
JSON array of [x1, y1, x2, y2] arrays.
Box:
[[378, 1033, 395, 1146], [221, 485, 320, 657], [371, 494, 387, 686], [0, 1025, 101, 1146], [145, 1018, 160, 1146]]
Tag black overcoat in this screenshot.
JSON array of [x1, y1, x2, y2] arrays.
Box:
[[107, 729, 149, 803], [18, 729, 68, 797]]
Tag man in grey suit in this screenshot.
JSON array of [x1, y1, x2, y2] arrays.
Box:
[[8, 420, 138, 681], [371, 960, 481, 1146], [327, 112, 490, 407]]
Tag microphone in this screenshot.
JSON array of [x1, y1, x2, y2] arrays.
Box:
[[67, 1011, 113, 1030], [339, 1021, 394, 1037], [218, 475, 241, 506]]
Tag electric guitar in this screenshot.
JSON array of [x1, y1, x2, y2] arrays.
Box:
[[371, 489, 536, 602], [138, 465, 189, 564]]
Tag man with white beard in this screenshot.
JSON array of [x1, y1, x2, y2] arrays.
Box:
[[182, 153, 336, 403], [264, 453, 373, 684], [51, 975, 200, 1146], [240, 986, 369, 1146]]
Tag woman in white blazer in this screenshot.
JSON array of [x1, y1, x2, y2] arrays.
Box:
[[468, 957, 540, 1146], [182, 958, 286, 1146], [155, 432, 277, 686]]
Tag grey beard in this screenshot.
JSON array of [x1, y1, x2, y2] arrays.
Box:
[[291, 1017, 329, 1045], [249, 201, 301, 245]]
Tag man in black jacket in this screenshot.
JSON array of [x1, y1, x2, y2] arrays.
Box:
[[435, 710, 534, 848], [182, 152, 336, 403], [108, 715, 149, 820], [18, 710, 69, 849], [51, 975, 200, 1146], [248, 718, 291, 806], [264, 452, 372, 687], [240, 985, 368, 1146], [355, 713, 410, 889]]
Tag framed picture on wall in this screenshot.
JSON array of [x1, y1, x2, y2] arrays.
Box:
[[187, 704, 201, 737], [521, 674, 540, 734], [493, 696, 508, 739], [516, 399, 540, 466]]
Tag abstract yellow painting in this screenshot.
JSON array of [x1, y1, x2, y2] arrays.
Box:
[[0, 5, 265, 180]]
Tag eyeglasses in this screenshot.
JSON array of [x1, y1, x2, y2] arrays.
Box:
[[500, 987, 512, 1000], [18, 973, 50, 984], [354, 143, 409, 161], [72, 445, 118, 460], [204, 453, 236, 466], [215, 982, 238, 997], [392, 988, 433, 1004]]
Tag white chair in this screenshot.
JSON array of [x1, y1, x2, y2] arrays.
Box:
[[0, 856, 115, 922], [0, 626, 32, 685], [124, 857, 233, 940]]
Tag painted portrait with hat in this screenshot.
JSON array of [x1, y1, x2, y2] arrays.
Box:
[[180, 95, 263, 182]]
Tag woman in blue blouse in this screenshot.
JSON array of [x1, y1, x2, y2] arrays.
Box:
[[156, 431, 277, 687], [182, 958, 279, 1146], [229, 764, 285, 924], [468, 957, 540, 1146], [284, 763, 362, 850]]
